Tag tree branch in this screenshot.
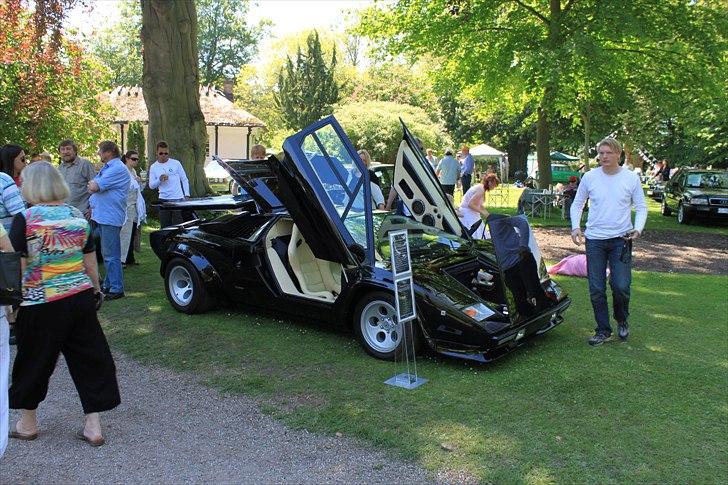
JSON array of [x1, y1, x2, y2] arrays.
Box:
[[512, 0, 550, 25]]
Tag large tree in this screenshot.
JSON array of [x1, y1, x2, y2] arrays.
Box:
[[360, 0, 726, 186], [274, 31, 340, 131], [140, 0, 209, 196]]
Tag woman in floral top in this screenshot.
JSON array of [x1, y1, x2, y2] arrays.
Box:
[[7, 161, 120, 447]]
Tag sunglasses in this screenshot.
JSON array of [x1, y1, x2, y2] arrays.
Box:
[[130, 157, 139, 161], [158, 152, 169, 155]]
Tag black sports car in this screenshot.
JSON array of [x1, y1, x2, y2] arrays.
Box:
[[150, 116, 570, 362]]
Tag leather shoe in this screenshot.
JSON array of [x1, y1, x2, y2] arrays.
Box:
[[103, 291, 125, 300]]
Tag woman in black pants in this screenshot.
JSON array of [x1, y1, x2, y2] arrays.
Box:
[[8, 161, 120, 447]]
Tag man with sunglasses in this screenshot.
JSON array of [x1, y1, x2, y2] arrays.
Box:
[[148, 141, 190, 228], [570, 138, 647, 346], [58, 139, 96, 220]]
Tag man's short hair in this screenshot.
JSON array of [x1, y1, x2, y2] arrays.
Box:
[[156, 141, 169, 150], [58, 139, 78, 153], [98, 140, 120, 158], [597, 138, 622, 155], [250, 144, 266, 159]]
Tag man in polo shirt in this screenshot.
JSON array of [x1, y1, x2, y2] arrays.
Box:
[[58, 139, 96, 219], [460, 145, 474, 191], [148, 141, 190, 228], [436, 149, 460, 196], [88, 140, 131, 300]]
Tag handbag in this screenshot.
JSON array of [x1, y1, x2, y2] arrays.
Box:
[[0, 251, 22, 305]]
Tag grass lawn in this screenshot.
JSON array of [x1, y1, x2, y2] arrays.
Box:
[[101, 232, 728, 483]]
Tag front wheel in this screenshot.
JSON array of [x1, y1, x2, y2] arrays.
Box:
[[164, 257, 217, 314], [661, 199, 671, 216], [353, 291, 421, 361], [677, 202, 691, 225]]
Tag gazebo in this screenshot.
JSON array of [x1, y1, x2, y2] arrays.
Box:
[[469, 143, 508, 182], [99, 85, 266, 161]]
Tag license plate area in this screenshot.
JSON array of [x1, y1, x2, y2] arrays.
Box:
[[718, 208, 728, 214]]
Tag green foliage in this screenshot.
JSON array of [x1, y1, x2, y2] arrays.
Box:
[[89, 0, 143, 86], [90, 0, 268, 89], [334, 101, 451, 164], [274, 31, 340, 131], [126, 121, 147, 169], [196, 0, 270, 86], [0, 0, 114, 154]]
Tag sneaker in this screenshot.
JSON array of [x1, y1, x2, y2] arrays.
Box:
[[103, 291, 125, 300], [618, 321, 629, 340], [588, 332, 612, 346]]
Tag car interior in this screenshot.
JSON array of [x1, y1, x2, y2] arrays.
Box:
[[264, 218, 343, 302]]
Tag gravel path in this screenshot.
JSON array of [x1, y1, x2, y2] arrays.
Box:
[[534, 228, 728, 275], [1, 351, 432, 484]]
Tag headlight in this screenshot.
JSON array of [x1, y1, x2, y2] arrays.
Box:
[[689, 195, 708, 205], [462, 303, 496, 321]]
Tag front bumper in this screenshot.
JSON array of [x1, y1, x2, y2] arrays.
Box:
[[435, 297, 572, 363], [683, 203, 728, 220]]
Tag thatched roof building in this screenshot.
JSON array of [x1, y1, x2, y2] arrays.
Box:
[[100, 85, 265, 128], [99, 86, 265, 160]]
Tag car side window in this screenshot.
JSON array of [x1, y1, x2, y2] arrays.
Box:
[[300, 124, 369, 250]]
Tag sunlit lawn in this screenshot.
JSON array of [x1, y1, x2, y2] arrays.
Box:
[[100, 232, 728, 483]]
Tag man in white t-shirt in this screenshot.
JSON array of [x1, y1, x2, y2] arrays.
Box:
[[148, 141, 190, 227], [570, 138, 647, 346]]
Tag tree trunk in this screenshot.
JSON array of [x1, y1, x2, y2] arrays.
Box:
[[141, 0, 210, 197], [536, 106, 552, 188], [506, 136, 530, 179], [582, 103, 591, 171]]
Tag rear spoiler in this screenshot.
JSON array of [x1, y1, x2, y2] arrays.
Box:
[[153, 194, 254, 211]]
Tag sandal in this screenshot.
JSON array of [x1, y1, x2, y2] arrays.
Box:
[[75, 429, 105, 447], [9, 430, 38, 441]]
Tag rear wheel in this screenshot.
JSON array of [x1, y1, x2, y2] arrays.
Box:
[[677, 202, 691, 225], [164, 257, 216, 314], [353, 291, 421, 361], [661, 198, 671, 216]]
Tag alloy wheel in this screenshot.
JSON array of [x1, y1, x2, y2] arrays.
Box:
[[360, 300, 402, 354], [168, 265, 194, 306]]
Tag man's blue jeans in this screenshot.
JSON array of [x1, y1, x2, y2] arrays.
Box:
[[98, 224, 124, 294], [585, 237, 631, 336]]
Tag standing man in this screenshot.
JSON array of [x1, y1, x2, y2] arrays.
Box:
[[425, 149, 439, 171], [436, 149, 460, 196], [148, 141, 190, 227], [88, 141, 131, 300], [58, 139, 96, 219], [570, 138, 647, 346], [460, 145, 474, 191]]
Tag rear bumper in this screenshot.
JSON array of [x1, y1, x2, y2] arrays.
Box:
[[436, 297, 571, 363]]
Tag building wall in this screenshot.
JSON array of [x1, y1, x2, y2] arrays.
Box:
[[113, 123, 263, 166]]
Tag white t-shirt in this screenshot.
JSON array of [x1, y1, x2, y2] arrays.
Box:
[[371, 183, 385, 209], [571, 167, 647, 239], [148, 158, 190, 200]]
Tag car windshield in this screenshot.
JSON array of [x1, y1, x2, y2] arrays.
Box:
[[685, 172, 728, 189], [373, 213, 466, 262]]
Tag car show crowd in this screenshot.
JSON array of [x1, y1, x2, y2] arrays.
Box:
[[1, 130, 723, 457]]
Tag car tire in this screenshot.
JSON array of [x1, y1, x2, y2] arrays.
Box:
[[164, 257, 216, 314], [677, 202, 691, 225], [661, 199, 671, 216], [353, 291, 421, 361]]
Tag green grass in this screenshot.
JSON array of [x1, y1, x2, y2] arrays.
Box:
[[101, 235, 728, 483]]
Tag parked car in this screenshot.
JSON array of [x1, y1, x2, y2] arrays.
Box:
[[646, 180, 665, 201], [150, 116, 570, 363], [536, 163, 581, 184], [661, 169, 728, 224]]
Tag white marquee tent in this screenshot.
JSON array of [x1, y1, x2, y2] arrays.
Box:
[[469, 144, 508, 181]]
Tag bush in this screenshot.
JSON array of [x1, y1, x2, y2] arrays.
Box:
[[334, 101, 451, 164], [126, 121, 147, 169]]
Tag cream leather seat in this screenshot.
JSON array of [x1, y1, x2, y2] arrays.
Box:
[[288, 225, 341, 301]]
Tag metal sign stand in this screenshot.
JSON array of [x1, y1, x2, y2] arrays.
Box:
[[384, 230, 427, 389]]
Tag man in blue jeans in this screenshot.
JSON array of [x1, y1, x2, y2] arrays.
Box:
[[88, 141, 131, 300], [570, 138, 647, 346]]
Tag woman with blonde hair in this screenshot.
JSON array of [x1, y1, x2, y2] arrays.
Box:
[[358, 148, 385, 210], [7, 161, 120, 447], [458, 172, 500, 239]]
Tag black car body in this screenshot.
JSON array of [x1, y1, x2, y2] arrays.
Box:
[[646, 180, 665, 201], [661, 169, 728, 224], [150, 116, 570, 362]]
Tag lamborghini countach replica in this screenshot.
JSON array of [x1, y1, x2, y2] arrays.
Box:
[[150, 116, 570, 362]]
